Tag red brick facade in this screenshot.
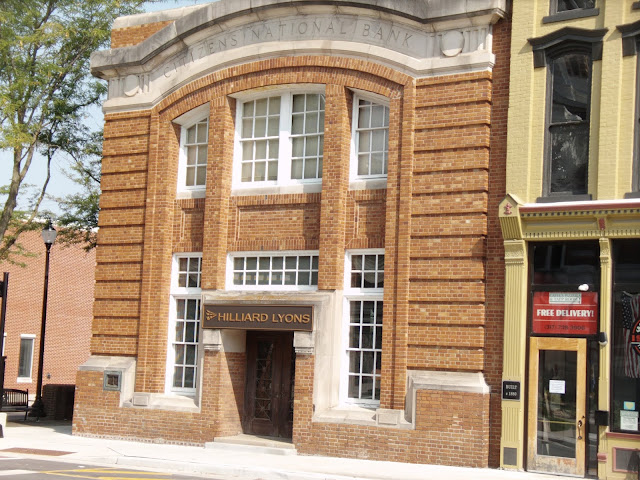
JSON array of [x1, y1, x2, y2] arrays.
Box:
[[74, 2, 510, 469], [0, 230, 94, 393]]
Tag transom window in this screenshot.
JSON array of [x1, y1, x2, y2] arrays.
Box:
[[229, 252, 319, 290], [236, 91, 325, 188], [167, 254, 202, 394], [352, 97, 389, 179], [182, 119, 208, 188], [343, 250, 384, 405]]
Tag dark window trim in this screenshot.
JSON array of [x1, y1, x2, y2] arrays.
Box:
[[528, 28, 607, 201], [617, 19, 640, 57], [543, 8, 599, 24], [528, 27, 607, 68], [617, 21, 640, 195], [610, 240, 640, 434]]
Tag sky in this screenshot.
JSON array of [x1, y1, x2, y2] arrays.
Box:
[[0, 0, 211, 215]]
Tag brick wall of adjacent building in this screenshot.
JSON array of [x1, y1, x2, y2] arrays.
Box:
[[0, 230, 94, 392], [75, 10, 510, 468]]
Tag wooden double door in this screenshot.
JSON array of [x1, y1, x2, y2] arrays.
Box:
[[243, 331, 295, 438]]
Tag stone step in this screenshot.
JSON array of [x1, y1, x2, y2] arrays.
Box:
[[206, 434, 297, 456]]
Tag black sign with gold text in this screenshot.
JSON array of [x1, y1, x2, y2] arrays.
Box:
[[203, 304, 313, 331]]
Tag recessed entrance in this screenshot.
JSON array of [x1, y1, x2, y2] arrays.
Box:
[[527, 337, 587, 477], [243, 331, 295, 438]]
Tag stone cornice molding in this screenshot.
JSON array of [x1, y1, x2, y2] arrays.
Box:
[[93, 0, 507, 111]]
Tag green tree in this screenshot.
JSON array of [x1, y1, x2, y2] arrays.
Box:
[[55, 130, 102, 250], [0, 0, 146, 260]]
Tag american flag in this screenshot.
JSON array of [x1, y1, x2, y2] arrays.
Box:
[[621, 293, 640, 378]]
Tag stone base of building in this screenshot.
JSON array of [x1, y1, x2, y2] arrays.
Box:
[[73, 353, 491, 467]]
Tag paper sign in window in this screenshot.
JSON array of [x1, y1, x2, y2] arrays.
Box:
[[549, 380, 566, 394], [620, 410, 639, 431]]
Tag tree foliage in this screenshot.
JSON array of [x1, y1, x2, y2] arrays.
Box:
[[0, 0, 146, 260]]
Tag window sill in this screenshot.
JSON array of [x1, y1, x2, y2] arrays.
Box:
[[542, 8, 599, 24], [176, 189, 205, 200], [536, 194, 592, 203], [123, 392, 199, 413], [313, 405, 412, 429], [231, 183, 322, 197], [349, 178, 387, 191], [16, 377, 32, 384], [314, 405, 377, 426]]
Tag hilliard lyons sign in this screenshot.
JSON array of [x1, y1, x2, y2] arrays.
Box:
[[532, 292, 598, 335], [203, 304, 313, 332]]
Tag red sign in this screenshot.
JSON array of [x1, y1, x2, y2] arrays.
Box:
[[532, 291, 598, 335]]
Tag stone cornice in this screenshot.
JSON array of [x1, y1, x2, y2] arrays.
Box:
[[93, 0, 507, 111]]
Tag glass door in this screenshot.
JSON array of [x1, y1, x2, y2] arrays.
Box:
[[527, 337, 586, 476]]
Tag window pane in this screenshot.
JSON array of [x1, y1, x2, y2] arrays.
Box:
[[292, 94, 305, 112], [255, 117, 266, 137], [304, 158, 317, 179], [348, 375, 360, 398], [292, 114, 304, 135], [255, 98, 268, 116], [358, 131, 371, 153], [371, 105, 385, 128], [291, 159, 303, 179], [242, 118, 253, 138], [196, 122, 207, 143], [18, 338, 33, 378], [349, 351, 361, 373], [186, 125, 196, 143], [549, 124, 589, 195], [196, 166, 206, 186], [242, 142, 253, 161], [556, 0, 594, 12]]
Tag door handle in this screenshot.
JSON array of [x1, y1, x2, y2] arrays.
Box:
[[577, 416, 585, 440]]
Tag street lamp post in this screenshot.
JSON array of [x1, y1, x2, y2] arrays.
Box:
[[29, 220, 57, 419]]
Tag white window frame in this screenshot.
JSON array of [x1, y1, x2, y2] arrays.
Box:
[[350, 92, 390, 186], [165, 253, 203, 395], [175, 104, 210, 198], [17, 334, 36, 383], [226, 251, 320, 291], [232, 86, 325, 192], [341, 249, 385, 407]]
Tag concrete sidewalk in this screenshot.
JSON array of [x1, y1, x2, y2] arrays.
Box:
[[0, 415, 560, 480]]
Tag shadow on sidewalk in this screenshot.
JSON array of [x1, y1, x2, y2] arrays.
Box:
[[4, 412, 72, 435]]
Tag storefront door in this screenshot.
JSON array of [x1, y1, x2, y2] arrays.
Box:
[[243, 331, 294, 438], [527, 337, 587, 476]]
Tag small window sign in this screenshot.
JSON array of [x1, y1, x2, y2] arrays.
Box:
[[549, 379, 566, 394], [103, 370, 122, 392], [502, 381, 521, 401]]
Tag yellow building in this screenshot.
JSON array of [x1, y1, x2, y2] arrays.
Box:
[[500, 0, 640, 478]]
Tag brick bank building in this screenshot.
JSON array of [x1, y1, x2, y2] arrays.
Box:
[[73, 0, 511, 468]]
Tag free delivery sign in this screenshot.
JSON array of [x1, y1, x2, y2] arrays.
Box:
[[532, 291, 598, 335]]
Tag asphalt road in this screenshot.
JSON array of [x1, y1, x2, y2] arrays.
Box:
[[0, 456, 221, 479]]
